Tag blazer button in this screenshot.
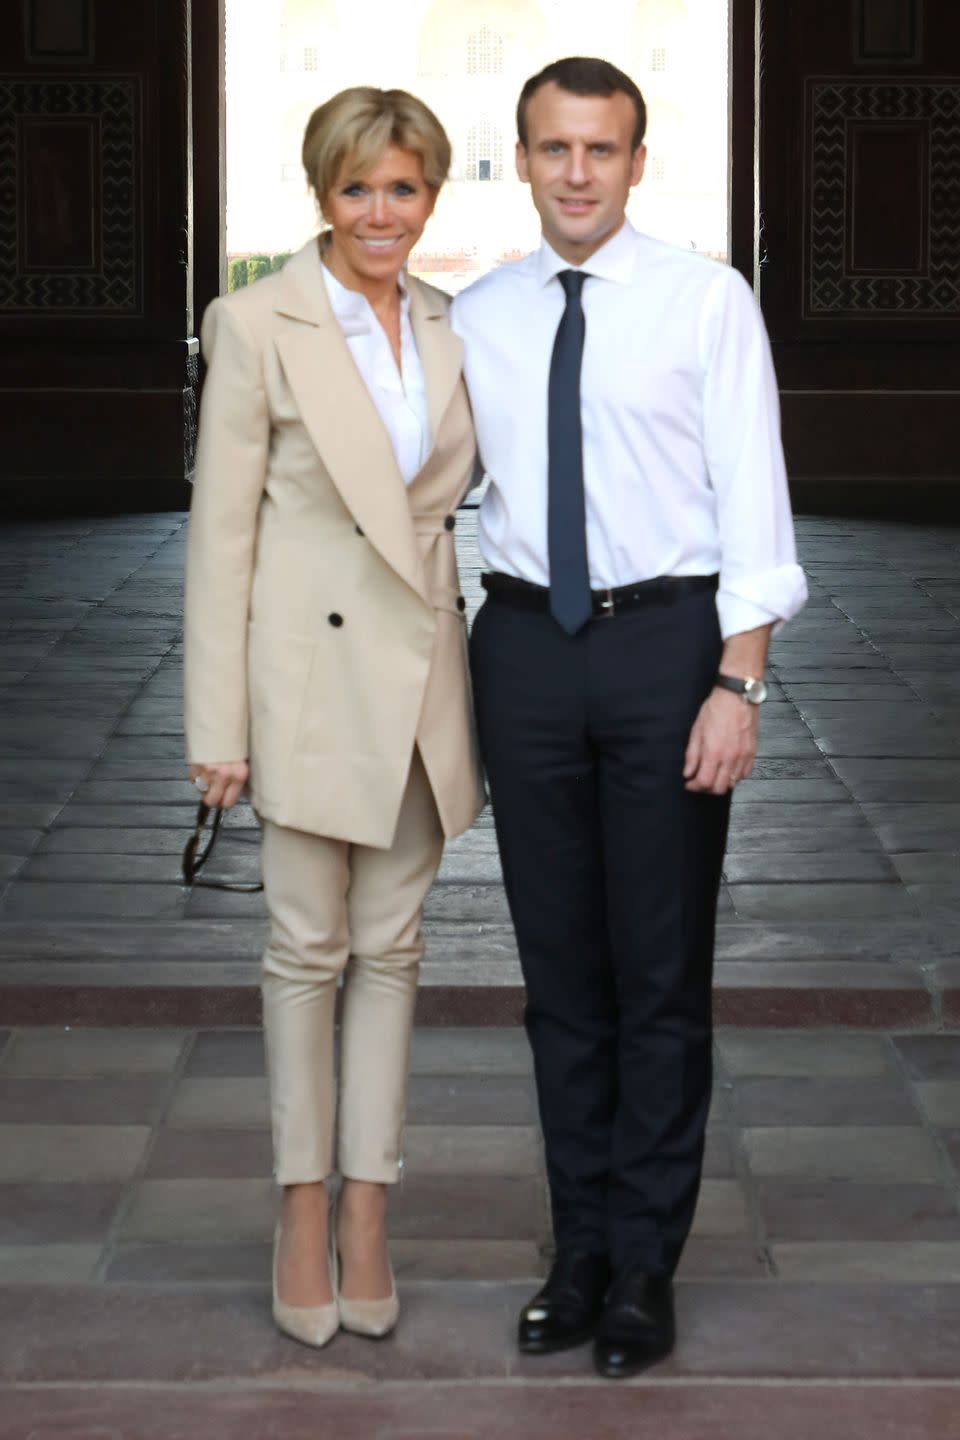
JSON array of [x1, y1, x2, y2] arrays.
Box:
[[456, 595, 466, 612], [444, 515, 456, 531], [355, 524, 364, 536], [328, 613, 344, 627]]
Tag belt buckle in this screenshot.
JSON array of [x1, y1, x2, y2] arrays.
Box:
[[597, 588, 616, 619]]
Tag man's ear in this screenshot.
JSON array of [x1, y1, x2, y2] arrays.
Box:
[[630, 143, 647, 187], [516, 141, 530, 184]]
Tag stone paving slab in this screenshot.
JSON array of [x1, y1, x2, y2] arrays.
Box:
[[755, 1177, 960, 1241], [771, 1240, 960, 1282], [894, 1034, 960, 1078]]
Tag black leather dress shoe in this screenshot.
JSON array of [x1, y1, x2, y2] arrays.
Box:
[[518, 1251, 611, 1354], [593, 1269, 675, 1379]]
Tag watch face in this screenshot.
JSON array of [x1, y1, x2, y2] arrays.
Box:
[[744, 677, 768, 705]]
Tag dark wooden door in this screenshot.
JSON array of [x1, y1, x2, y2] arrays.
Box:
[[0, 0, 197, 508], [756, 0, 960, 501]]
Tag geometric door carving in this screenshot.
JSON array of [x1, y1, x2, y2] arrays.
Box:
[[0, 77, 142, 314], [807, 79, 960, 316]]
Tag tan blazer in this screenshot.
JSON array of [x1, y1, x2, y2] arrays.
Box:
[[184, 239, 486, 848]]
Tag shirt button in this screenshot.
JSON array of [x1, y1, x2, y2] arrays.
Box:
[[444, 515, 456, 531], [328, 613, 344, 627], [355, 524, 364, 536], [456, 596, 466, 612]]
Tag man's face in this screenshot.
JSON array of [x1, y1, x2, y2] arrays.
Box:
[[516, 83, 646, 264]]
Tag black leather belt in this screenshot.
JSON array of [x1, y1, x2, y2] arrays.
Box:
[[481, 571, 718, 618]]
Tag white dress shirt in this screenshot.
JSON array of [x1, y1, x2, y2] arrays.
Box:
[[320, 262, 430, 485], [449, 221, 807, 637]]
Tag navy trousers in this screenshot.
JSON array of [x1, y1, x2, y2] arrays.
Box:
[[469, 583, 730, 1276]]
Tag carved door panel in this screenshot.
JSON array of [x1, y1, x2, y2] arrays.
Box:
[[0, 0, 197, 504], [757, 0, 960, 488]]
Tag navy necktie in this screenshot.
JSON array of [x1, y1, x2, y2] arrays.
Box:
[[548, 270, 591, 635]]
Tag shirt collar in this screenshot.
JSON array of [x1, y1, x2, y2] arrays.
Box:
[[320, 257, 411, 337], [535, 218, 638, 289]]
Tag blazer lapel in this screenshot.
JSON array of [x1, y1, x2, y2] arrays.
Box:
[[272, 241, 427, 606], [408, 278, 464, 449]]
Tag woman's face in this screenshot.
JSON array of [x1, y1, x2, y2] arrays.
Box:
[[322, 145, 437, 290]]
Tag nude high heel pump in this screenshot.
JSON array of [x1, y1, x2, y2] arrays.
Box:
[[272, 1214, 339, 1349], [335, 1194, 400, 1339]]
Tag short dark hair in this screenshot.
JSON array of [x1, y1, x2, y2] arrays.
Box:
[[516, 57, 647, 152]]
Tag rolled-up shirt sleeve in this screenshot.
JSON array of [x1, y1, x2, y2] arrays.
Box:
[[701, 268, 808, 639]]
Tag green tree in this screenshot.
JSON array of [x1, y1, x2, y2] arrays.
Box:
[[227, 257, 249, 291], [248, 254, 272, 284], [271, 252, 292, 272]]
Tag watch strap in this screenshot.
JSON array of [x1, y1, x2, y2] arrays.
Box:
[[715, 673, 749, 697]]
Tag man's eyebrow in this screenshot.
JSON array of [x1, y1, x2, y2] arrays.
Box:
[[536, 136, 621, 149]]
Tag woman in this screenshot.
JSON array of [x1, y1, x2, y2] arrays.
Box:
[[184, 87, 485, 1348]]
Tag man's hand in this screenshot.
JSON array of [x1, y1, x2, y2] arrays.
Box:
[[683, 689, 758, 795], [188, 761, 249, 810]]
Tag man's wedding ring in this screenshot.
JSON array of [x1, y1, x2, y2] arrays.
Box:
[[194, 776, 210, 794]]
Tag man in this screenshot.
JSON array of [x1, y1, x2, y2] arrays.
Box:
[[450, 57, 806, 1379]]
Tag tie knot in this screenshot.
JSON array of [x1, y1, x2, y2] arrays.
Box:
[[558, 269, 587, 301]]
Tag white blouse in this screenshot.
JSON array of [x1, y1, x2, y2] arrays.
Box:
[[320, 261, 430, 486]]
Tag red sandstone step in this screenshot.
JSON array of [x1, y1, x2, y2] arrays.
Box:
[[0, 963, 946, 1027], [1, 1383, 956, 1440], [0, 921, 953, 1028]]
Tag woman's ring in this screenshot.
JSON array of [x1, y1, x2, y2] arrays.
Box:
[[194, 776, 210, 794]]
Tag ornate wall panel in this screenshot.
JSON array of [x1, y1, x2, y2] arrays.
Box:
[[22, 119, 96, 268], [754, 0, 960, 496], [0, 75, 141, 314], [805, 79, 960, 316], [847, 121, 927, 272], [0, 0, 200, 508]]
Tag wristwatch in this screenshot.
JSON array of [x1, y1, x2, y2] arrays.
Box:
[[715, 673, 768, 705]]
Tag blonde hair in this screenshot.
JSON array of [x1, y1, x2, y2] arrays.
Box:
[[302, 87, 451, 212]]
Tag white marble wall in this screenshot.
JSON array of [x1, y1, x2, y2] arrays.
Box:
[[225, 0, 730, 270]]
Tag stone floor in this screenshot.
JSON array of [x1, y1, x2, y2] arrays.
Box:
[[0, 509, 959, 1026], [1, 510, 960, 1430], [0, 1022, 959, 1437]]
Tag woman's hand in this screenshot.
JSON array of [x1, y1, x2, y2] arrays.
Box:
[[188, 761, 249, 810]]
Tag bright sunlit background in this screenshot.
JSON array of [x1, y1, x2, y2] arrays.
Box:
[[225, 0, 729, 293]]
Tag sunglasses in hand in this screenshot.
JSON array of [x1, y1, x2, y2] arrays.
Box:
[[181, 801, 264, 893]]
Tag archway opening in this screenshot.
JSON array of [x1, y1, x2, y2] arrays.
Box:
[[223, 0, 730, 294]]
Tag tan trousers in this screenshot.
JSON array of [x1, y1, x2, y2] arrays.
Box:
[[260, 749, 444, 1186]]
